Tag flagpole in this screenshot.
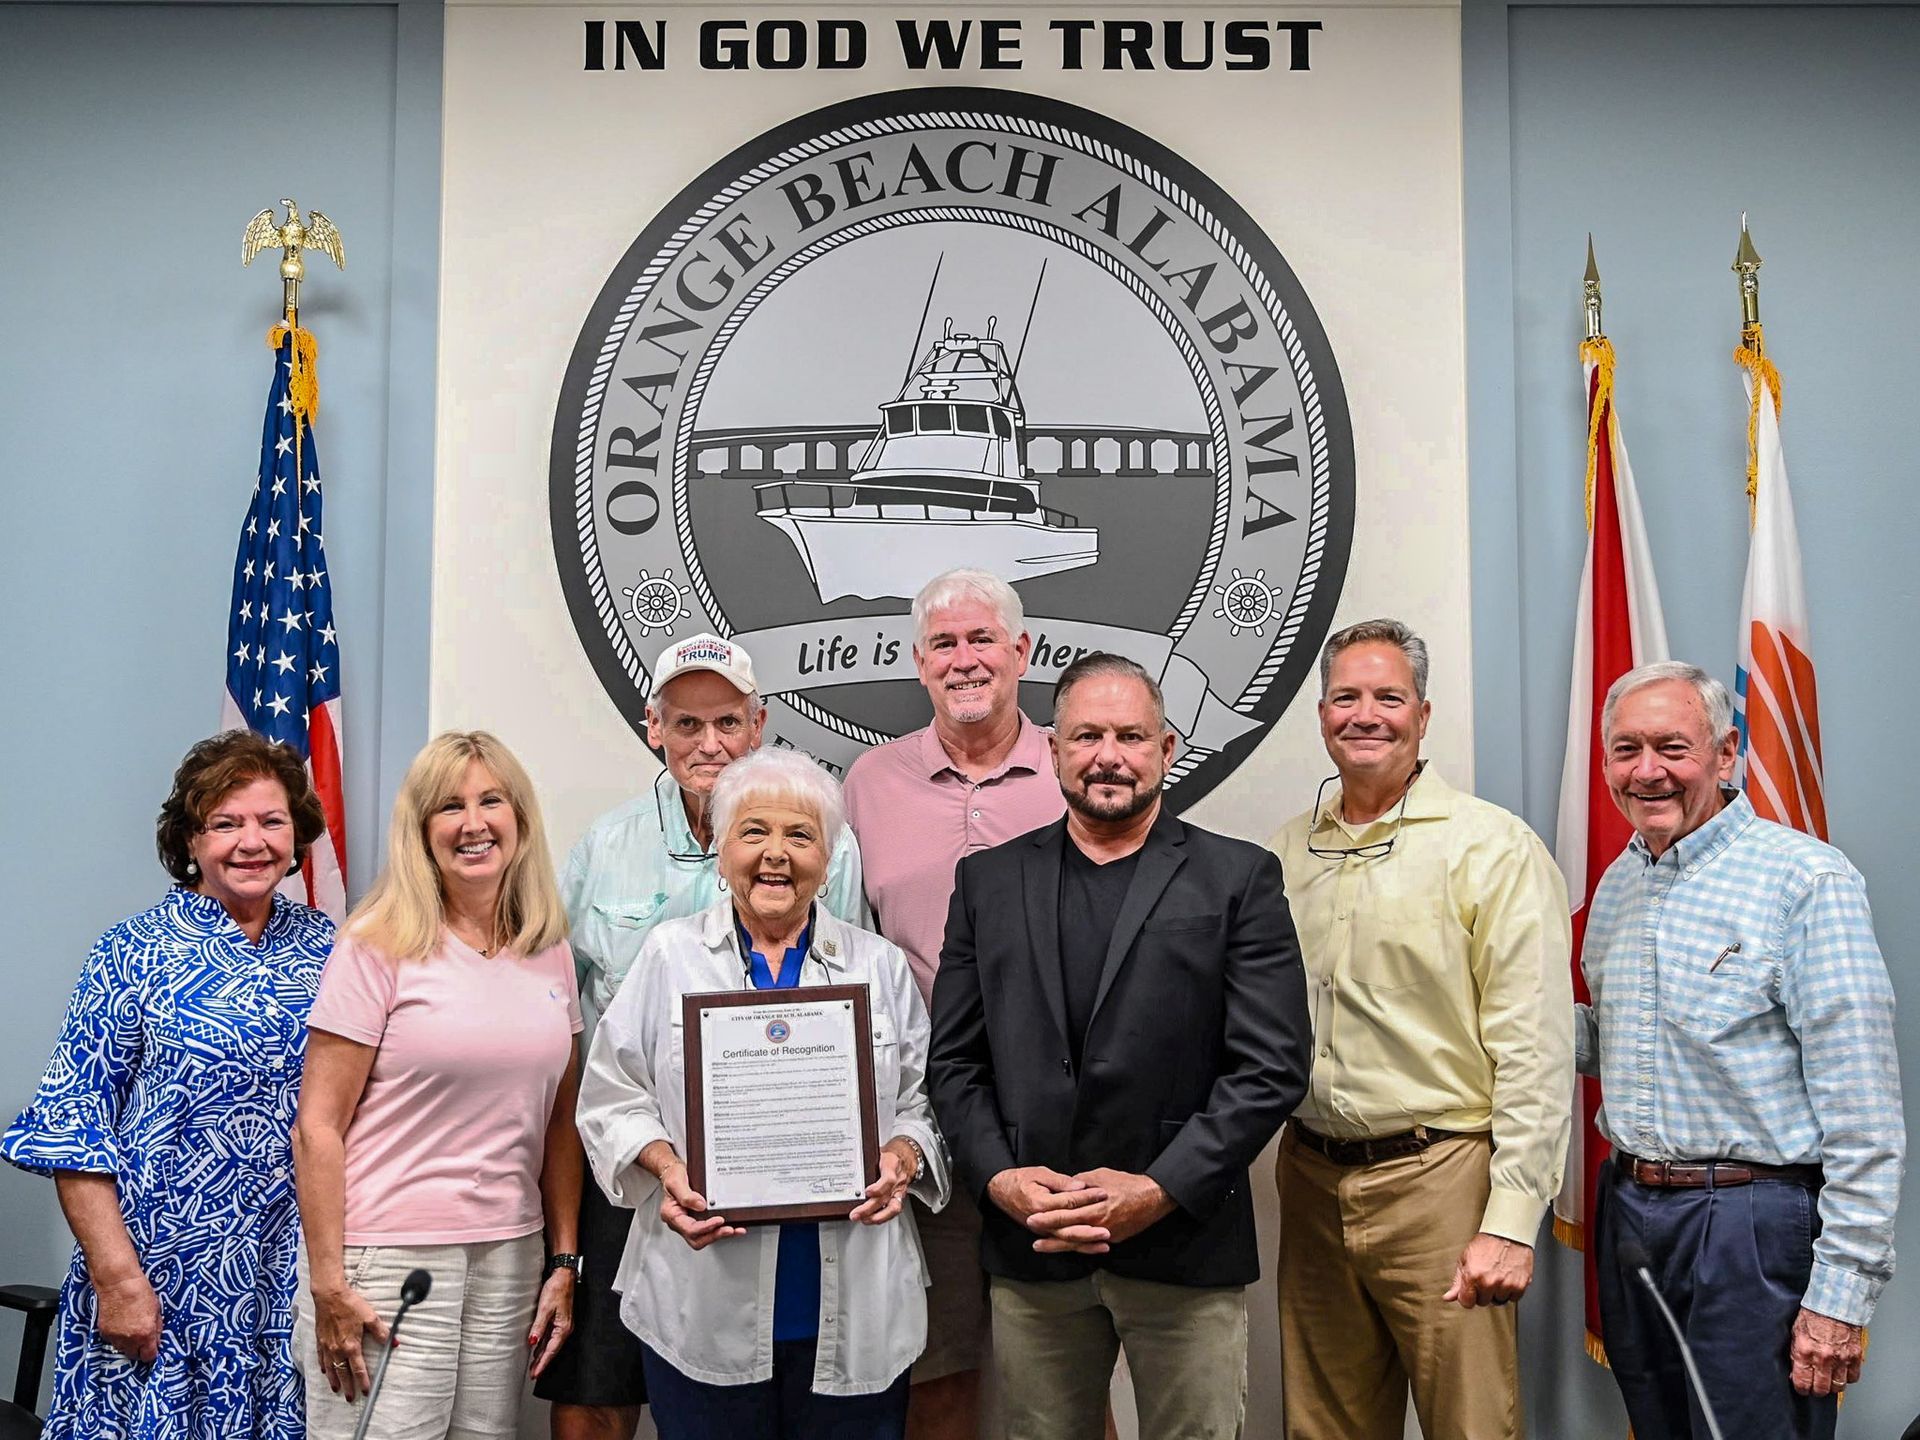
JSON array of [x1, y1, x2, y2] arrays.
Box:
[[1731, 215, 1827, 841], [1554, 234, 1671, 1368], [1732, 216, 1779, 526], [228, 199, 352, 919]]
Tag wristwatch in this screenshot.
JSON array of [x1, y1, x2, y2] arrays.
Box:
[[544, 1252, 585, 1281]]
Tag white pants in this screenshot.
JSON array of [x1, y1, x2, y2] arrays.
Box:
[[297, 1235, 542, 1440]]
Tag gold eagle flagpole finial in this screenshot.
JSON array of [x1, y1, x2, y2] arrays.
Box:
[[242, 199, 344, 435], [242, 198, 345, 329]]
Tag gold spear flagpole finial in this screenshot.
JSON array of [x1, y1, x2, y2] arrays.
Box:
[[1583, 233, 1604, 340], [1731, 213, 1780, 520], [1733, 212, 1762, 330]]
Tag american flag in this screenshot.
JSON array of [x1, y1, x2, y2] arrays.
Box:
[[219, 330, 348, 918]]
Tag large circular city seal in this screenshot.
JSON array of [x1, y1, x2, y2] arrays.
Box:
[[551, 86, 1354, 809]]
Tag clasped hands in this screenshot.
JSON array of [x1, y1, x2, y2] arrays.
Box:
[[987, 1166, 1175, 1253]]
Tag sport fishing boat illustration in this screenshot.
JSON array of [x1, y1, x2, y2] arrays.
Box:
[[755, 277, 1101, 603]]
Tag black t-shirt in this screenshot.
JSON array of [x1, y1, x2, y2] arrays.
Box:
[[1058, 835, 1142, 1068]]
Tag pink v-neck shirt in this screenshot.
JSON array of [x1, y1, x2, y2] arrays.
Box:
[[310, 932, 583, 1245], [844, 715, 1065, 1004]]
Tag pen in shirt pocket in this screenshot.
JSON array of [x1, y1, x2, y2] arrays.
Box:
[[1710, 942, 1742, 973]]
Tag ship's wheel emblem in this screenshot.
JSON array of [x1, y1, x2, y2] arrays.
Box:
[[1213, 568, 1281, 638], [622, 569, 692, 636]]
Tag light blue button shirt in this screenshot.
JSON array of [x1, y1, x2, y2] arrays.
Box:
[[563, 769, 870, 1034], [1575, 792, 1905, 1324]]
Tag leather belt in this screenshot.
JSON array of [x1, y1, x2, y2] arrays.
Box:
[[1618, 1152, 1823, 1189], [1291, 1123, 1468, 1167]]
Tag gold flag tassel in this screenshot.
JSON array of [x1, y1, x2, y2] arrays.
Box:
[[268, 322, 320, 434], [1585, 1329, 1611, 1368], [1733, 323, 1782, 525], [1579, 335, 1617, 533]]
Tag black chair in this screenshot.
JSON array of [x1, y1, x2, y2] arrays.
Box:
[[0, 1285, 57, 1439]]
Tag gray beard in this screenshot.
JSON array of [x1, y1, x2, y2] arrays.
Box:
[[1065, 779, 1160, 823]]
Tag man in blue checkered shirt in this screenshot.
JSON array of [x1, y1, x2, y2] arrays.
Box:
[[1575, 661, 1904, 1440]]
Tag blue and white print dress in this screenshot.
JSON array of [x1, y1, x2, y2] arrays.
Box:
[[1, 887, 334, 1439]]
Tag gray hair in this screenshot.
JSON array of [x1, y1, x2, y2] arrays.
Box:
[[707, 747, 845, 861], [1053, 652, 1168, 732], [911, 567, 1025, 647], [1319, 619, 1430, 701], [1602, 661, 1735, 744]]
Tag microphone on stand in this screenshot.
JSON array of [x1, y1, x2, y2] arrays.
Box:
[[1617, 1241, 1724, 1440], [1901, 1411, 1920, 1440], [349, 1269, 433, 1440]]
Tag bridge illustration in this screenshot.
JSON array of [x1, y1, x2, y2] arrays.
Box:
[[691, 424, 1216, 483]]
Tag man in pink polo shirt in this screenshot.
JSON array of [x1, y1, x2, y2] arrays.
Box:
[[845, 567, 1065, 1440]]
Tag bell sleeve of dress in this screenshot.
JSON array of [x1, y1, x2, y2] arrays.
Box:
[[2, 925, 148, 1176], [577, 932, 676, 1209]]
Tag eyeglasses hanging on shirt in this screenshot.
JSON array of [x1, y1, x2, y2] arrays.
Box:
[[655, 770, 723, 873], [1305, 762, 1421, 861]]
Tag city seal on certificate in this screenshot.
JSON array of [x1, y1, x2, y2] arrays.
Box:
[[552, 85, 1355, 810]]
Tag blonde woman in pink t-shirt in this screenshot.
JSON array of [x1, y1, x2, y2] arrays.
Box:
[[293, 732, 586, 1439]]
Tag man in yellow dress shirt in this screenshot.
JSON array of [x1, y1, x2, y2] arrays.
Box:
[[1269, 619, 1573, 1440]]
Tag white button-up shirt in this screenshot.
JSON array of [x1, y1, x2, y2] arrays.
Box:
[[578, 899, 950, 1395]]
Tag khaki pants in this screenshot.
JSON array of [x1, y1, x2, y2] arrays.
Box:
[[297, 1235, 542, 1440], [1276, 1129, 1519, 1440], [989, 1271, 1247, 1440]]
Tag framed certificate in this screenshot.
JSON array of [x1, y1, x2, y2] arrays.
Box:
[[682, 984, 881, 1224]]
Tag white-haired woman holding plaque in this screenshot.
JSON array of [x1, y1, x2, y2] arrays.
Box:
[[577, 747, 948, 1440]]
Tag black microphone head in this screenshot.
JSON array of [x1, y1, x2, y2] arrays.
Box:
[[1617, 1239, 1652, 1275], [400, 1269, 432, 1306], [1900, 1411, 1920, 1440]]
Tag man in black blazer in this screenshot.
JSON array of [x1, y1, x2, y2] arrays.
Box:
[[929, 652, 1311, 1440]]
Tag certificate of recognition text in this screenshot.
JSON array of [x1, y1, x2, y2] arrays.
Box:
[[683, 985, 880, 1223]]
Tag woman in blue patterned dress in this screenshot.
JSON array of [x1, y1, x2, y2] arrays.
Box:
[[1, 731, 337, 1438]]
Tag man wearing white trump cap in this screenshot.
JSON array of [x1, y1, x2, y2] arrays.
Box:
[[539, 632, 868, 1440]]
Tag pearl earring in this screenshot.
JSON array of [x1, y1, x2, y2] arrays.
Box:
[[186, 860, 199, 877]]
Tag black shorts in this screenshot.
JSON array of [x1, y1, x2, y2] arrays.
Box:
[[533, 1180, 650, 1408]]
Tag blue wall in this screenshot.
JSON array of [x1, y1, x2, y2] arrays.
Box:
[[1469, 2, 1920, 1435], [0, 0, 440, 1405]]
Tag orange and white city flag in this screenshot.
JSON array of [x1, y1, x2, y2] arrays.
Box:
[[1734, 326, 1826, 839], [1553, 254, 1668, 1363]]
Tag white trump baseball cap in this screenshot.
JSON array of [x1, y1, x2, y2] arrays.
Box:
[[653, 632, 757, 696]]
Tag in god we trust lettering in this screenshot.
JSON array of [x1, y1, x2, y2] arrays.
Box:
[[551, 87, 1354, 806], [581, 18, 1324, 72]]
